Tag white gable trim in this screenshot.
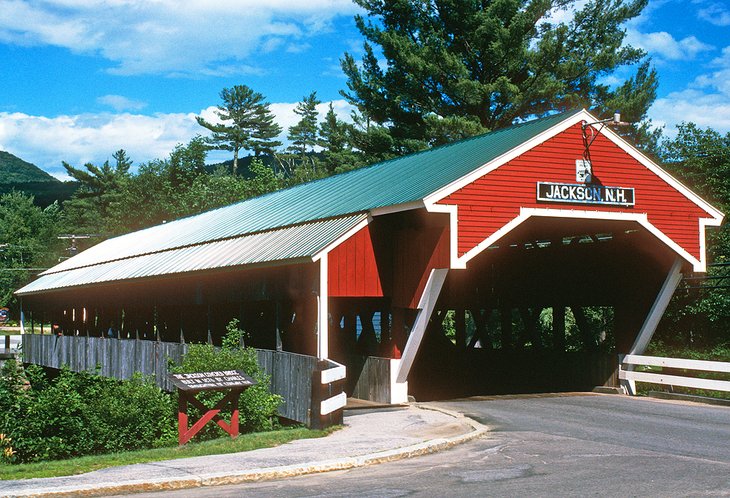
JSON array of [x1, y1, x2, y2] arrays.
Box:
[[311, 215, 371, 262], [424, 110, 591, 205], [423, 108, 722, 274], [599, 125, 724, 222], [453, 207, 709, 272]]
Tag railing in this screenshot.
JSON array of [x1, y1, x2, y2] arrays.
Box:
[[23, 334, 322, 426], [311, 358, 347, 429], [619, 354, 730, 396]]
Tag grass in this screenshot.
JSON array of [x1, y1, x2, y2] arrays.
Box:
[[0, 426, 339, 480]]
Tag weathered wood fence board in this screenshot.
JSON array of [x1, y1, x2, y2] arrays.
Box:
[[351, 356, 392, 404], [22, 335, 315, 424]]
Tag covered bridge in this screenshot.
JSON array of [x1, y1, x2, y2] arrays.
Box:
[[17, 109, 723, 403]]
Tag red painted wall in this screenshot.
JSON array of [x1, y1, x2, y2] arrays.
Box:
[[328, 224, 384, 297], [392, 224, 450, 309], [438, 123, 708, 260], [327, 217, 450, 308]]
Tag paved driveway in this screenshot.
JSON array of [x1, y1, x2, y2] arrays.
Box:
[[128, 394, 730, 497]]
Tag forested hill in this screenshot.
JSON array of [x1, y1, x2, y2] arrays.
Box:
[[0, 150, 58, 184], [0, 150, 77, 207]]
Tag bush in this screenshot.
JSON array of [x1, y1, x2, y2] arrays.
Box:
[[0, 360, 176, 463], [170, 319, 283, 439]]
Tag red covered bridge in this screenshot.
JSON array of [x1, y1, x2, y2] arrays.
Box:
[[17, 109, 723, 403]]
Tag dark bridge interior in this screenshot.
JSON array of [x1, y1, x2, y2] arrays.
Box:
[[408, 217, 679, 400]]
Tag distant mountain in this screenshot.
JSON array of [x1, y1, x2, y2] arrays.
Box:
[[0, 150, 77, 207], [0, 150, 58, 184]]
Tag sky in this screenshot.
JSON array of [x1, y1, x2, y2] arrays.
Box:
[[0, 0, 728, 181]]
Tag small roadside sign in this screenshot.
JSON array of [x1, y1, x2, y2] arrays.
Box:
[[0, 308, 9, 324]]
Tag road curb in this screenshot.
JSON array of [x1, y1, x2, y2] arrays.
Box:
[[7, 404, 488, 498]]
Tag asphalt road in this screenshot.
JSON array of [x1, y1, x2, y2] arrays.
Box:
[[126, 394, 730, 497]]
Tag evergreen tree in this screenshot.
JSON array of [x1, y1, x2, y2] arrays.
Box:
[[62, 149, 132, 235], [341, 0, 657, 153], [287, 92, 322, 159], [196, 85, 282, 176], [318, 103, 359, 172], [0, 191, 62, 311]]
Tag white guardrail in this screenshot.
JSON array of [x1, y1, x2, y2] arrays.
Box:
[[320, 360, 347, 416], [619, 354, 730, 395]]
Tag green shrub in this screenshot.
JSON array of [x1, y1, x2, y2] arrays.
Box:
[[0, 360, 176, 463], [170, 319, 283, 439]]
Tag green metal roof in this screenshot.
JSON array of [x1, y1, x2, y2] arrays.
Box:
[[17, 110, 580, 294], [17, 214, 367, 295]]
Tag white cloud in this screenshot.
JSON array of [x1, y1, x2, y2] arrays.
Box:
[[97, 95, 147, 112], [649, 90, 730, 136], [698, 2, 730, 26], [625, 30, 714, 61], [0, 99, 355, 180], [0, 0, 361, 76]]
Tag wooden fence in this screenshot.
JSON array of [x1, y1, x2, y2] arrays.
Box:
[[620, 354, 730, 396], [22, 334, 318, 424], [349, 355, 393, 404]]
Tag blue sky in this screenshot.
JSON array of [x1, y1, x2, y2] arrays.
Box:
[[0, 0, 728, 180]]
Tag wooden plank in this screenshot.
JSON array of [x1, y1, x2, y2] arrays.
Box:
[[619, 369, 730, 393], [623, 354, 730, 374]]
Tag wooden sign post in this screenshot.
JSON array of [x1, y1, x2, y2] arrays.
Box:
[[168, 370, 256, 446]]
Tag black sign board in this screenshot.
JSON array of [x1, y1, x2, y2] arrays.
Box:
[[537, 182, 635, 207], [168, 370, 256, 392]]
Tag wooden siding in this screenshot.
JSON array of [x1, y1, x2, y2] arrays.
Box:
[[23, 334, 316, 424], [350, 356, 392, 404], [438, 123, 708, 260], [393, 224, 450, 308], [328, 225, 384, 297]]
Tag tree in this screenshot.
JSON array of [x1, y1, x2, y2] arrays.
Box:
[[196, 85, 282, 176], [318, 103, 361, 173], [341, 0, 656, 153], [0, 191, 62, 312], [62, 150, 132, 236], [656, 124, 730, 349], [287, 92, 322, 160]]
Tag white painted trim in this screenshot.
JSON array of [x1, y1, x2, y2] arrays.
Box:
[[623, 354, 730, 373], [425, 203, 465, 269], [317, 255, 329, 359], [453, 207, 708, 272], [421, 108, 722, 274], [320, 391, 347, 415], [424, 109, 592, 204], [619, 369, 730, 394], [321, 364, 346, 384], [396, 268, 449, 383], [389, 358, 409, 404], [311, 215, 371, 262], [370, 200, 425, 217], [628, 257, 684, 356], [599, 125, 724, 222]]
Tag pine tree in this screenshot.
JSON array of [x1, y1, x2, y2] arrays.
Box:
[[196, 85, 282, 176], [287, 92, 322, 159], [341, 0, 657, 153]]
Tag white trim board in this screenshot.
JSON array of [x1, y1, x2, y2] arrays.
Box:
[[422, 109, 722, 273], [454, 208, 709, 272]]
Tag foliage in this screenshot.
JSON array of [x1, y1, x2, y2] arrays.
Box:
[[318, 103, 363, 173], [0, 191, 63, 312], [170, 319, 283, 438], [288, 92, 322, 160], [341, 0, 657, 154], [61, 150, 133, 236], [0, 360, 175, 463], [196, 85, 282, 175], [656, 124, 730, 349], [0, 150, 58, 184]]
